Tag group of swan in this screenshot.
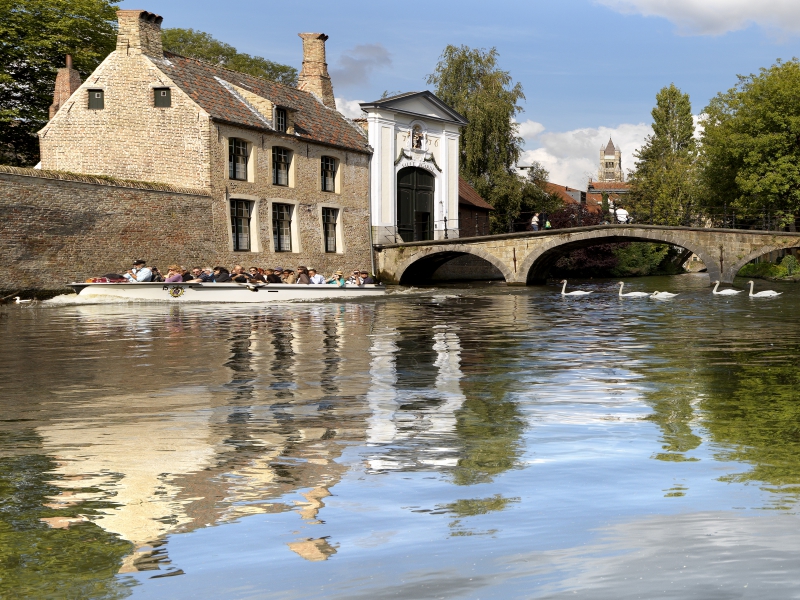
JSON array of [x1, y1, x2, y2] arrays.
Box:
[[559, 280, 782, 298]]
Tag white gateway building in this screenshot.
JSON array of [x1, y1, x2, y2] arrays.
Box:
[[360, 92, 468, 245]]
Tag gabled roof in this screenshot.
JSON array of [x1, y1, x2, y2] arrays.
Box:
[[359, 91, 468, 126], [458, 177, 494, 210], [588, 180, 630, 192], [155, 52, 370, 153], [604, 138, 617, 155]]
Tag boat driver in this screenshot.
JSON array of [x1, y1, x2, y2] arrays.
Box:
[[124, 259, 153, 282]]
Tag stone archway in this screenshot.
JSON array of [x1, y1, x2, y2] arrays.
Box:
[[391, 244, 513, 285], [515, 228, 718, 284], [726, 244, 800, 282]]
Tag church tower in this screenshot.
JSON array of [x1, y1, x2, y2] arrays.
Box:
[[598, 138, 623, 182]]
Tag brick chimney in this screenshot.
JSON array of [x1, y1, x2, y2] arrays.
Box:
[[297, 33, 335, 109], [49, 55, 82, 119], [116, 9, 163, 57]]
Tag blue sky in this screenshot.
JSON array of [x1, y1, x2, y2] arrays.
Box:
[[121, 0, 800, 187]]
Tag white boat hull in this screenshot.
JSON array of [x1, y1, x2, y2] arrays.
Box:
[[68, 282, 386, 303]]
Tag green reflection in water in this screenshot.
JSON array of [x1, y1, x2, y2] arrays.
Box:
[[702, 360, 800, 503], [437, 494, 520, 537], [453, 376, 526, 486], [0, 431, 133, 599]]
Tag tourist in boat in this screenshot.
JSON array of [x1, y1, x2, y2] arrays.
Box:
[[265, 268, 282, 283], [164, 265, 184, 283], [231, 265, 250, 283], [124, 259, 152, 282], [346, 270, 362, 284], [212, 267, 231, 282], [326, 270, 346, 287], [359, 271, 375, 284], [308, 269, 325, 284], [180, 266, 194, 282], [248, 267, 266, 283], [296, 266, 311, 284], [187, 267, 213, 283], [282, 268, 297, 284]]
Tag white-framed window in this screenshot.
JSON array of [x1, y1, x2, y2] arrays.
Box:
[[272, 147, 292, 187], [275, 108, 287, 132], [272, 203, 294, 252], [228, 138, 251, 181], [321, 156, 337, 193]]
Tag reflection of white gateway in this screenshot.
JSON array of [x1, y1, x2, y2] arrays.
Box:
[[68, 282, 386, 303]]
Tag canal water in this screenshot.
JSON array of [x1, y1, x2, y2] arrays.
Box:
[[1, 274, 799, 599]]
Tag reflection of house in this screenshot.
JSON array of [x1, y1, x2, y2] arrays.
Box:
[[37, 9, 372, 274], [458, 177, 494, 238], [360, 92, 469, 244]]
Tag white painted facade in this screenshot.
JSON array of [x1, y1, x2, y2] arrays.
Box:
[[360, 92, 467, 245]]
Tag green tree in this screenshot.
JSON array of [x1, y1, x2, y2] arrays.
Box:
[[702, 59, 800, 227], [162, 28, 297, 86], [627, 84, 699, 226], [427, 45, 526, 232], [0, 0, 120, 166]]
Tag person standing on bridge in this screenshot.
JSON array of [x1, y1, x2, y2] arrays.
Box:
[[531, 213, 540, 231]]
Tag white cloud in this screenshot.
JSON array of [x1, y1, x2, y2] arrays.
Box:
[[516, 119, 546, 141], [519, 123, 651, 189], [596, 0, 800, 35], [335, 97, 366, 120], [330, 44, 392, 87]]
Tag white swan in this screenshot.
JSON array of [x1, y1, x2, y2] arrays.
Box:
[[747, 280, 781, 297], [13, 296, 32, 304], [560, 280, 593, 296], [650, 291, 678, 299], [618, 282, 650, 298], [712, 281, 742, 296]]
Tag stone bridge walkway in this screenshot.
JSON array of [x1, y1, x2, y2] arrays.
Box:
[[376, 224, 800, 285]]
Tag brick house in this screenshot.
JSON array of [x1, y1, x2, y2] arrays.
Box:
[[37, 9, 373, 274]]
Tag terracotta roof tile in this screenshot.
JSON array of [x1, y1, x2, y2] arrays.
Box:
[[157, 52, 370, 154], [458, 177, 494, 210]]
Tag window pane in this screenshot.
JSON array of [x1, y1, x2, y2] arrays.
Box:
[[272, 147, 290, 186], [322, 208, 337, 253], [154, 88, 171, 107], [229, 139, 248, 180], [88, 90, 104, 110], [272, 203, 292, 252], [321, 157, 336, 192], [230, 200, 253, 251], [276, 108, 286, 132]]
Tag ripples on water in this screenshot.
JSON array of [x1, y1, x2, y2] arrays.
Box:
[[1, 275, 800, 598]]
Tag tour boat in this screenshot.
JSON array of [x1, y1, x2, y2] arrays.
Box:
[[68, 281, 386, 303]]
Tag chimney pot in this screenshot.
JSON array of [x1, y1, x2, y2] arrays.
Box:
[[297, 33, 336, 109], [116, 9, 164, 57], [49, 54, 82, 119]]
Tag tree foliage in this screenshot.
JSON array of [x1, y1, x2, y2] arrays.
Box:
[[0, 0, 120, 166], [627, 84, 699, 226], [427, 45, 530, 232], [701, 59, 800, 226], [162, 28, 297, 86]]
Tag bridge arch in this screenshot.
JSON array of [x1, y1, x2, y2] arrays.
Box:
[[726, 244, 800, 282], [518, 228, 718, 284], [394, 244, 513, 285]]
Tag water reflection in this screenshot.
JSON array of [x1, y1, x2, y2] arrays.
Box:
[[2, 280, 800, 597]]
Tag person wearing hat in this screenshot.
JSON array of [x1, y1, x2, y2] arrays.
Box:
[[124, 259, 153, 282], [326, 270, 346, 287]]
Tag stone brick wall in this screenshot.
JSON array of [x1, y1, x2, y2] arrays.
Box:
[[209, 122, 373, 275], [39, 50, 212, 189], [0, 168, 214, 292], [1, 165, 374, 292]]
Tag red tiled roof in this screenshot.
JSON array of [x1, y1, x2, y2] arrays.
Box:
[[545, 182, 603, 214], [458, 177, 494, 210], [587, 181, 630, 191], [158, 52, 370, 154]]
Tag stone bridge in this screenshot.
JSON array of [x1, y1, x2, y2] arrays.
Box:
[[375, 224, 800, 285]]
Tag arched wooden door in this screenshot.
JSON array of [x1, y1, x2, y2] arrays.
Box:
[[397, 167, 434, 242]]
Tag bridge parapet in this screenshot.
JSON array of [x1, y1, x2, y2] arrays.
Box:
[[375, 224, 800, 285]]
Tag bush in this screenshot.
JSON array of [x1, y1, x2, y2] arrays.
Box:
[[737, 261, 788, 278], [781, 254, 799, 276], [611, 243, 671, 277]]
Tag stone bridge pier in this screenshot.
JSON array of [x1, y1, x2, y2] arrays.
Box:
[[375, 225, 800, 285]]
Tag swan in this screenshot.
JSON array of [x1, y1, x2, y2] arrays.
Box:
[[13, 296, 33, 304], [650, 291, 678, 299], [747, 280, 781, 297], [712, 281, 742, 295], [618, 282, 650, 298], [560, 280, 592, 296]]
